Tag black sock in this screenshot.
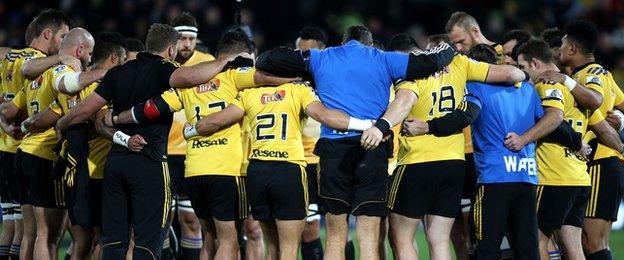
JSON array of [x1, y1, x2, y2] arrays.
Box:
[[181, 247, 200, 260], [160, 247, 175, 260], [345, 240, 355, 260], [63, 253, 71, 260], [8, 244, 19, 260], [301, 238, 323, 260], [586, 249, 612, 260]]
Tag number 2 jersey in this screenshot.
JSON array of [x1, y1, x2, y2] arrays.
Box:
[[397, 54, 489, 165], [535, 81, 591, 186], [231, 83, 319, 167], [12, 64, 74, 161], [161, 67, 257, 178]]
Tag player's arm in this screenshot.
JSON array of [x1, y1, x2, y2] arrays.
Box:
[[0, 101, 20, 122], [505, 107, 563, 151], [21, 107, 61, 134], [305, 101, 373, 132], [403, 99, 481, 137], [483, 64, 527, 84], [537, 71, 602, 110], [402, 43, 455, 80], [54, 69, 107, 95], [361, 88, 417, 149], [0, 47, 9, 59], [169, 54, 249, 88], [542, 121, 583, 151], [92, 108, 147, 152], [21, 54, 82, 79], [185, 104, 245, 139], [55, 93, 108, 132], [108, 91, 178, 126], [590, 120, 624, 153], [255, 47, 308, 78]]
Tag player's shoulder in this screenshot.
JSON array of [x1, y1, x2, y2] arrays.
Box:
[[193, 50, 215, 61], [575, 62, 608, 77]]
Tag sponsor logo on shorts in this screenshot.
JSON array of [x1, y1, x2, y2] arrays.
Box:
[[191, 138, 228, 148], [251, 149, 289, 158], [260, 90, 286, 104]]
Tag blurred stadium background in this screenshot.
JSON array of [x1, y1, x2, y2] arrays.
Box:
[[1, 0, 624, 259]]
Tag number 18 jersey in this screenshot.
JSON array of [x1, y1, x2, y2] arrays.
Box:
[[397, 54, 489, 165]]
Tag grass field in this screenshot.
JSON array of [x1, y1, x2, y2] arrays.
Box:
[[49, 227, 624, 259]]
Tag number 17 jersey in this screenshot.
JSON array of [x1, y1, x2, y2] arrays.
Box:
[[397, 54, 489, 165]]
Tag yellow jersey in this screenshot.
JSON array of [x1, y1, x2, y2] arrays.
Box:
[[231, 83, 319, 167], [49, 82, 111, 179], [167, 50, 216, 155], [161, 67, 256, 177], [240, 118, 252, 175], [575, 63, 624, 160], [0, 47, 46, 153], [535, 81, 591, 186], [13, 64, 74, 161], [398, 54, 489, 165]]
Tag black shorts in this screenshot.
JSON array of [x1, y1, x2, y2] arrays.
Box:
[[586, 157, 624, 221], [0, 151, 18, 204], [184, 175, 248, 221], [305, 163, 324, 220], [247, 160, 308, 221], [15, 150, 63, 208], [388, 160, 464, 218], [463, 153, 477, 199], [167, 155, 186, 195], [67, 177, 103, 229], [315, 137, 390, 217], [536, 185, 589, 234]]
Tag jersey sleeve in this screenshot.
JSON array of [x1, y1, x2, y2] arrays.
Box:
[[231, 67, 257, 90], [536, 82, 565, 112], [614, 82, 624, 106], [49, 100, 63, 116], [11, 90, 26, 110], [299, 85, 320, 110], [461, 55, 490, 82], [230, 91, 245, 111], [160, 89, 183, 112], [94, 71, 116, 102], [395, 80, 421, 97], [588, 109, 605, 126], [383, 51, 409, 80], [51, 65, 75, 90], [577, 69, 607, 97], [158, 59, 179, 89]]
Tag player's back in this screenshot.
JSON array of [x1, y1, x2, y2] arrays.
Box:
[[466, 81, 543, 184], [234, 82, 318, 166]]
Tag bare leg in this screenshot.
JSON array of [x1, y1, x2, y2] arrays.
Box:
[[20, 205, 36, 260], [582, 218, 612, 254], [260, 220, 279, 260], [324, 213, 348, 260], [69, 225, 95, 260], [556, 225, 584, 260], [425, 214, 454, 260], [276, 219, 305, 260], [213, 219, 239, 259], [356, 215, 381, 260], [389, 213, 420, 260], [33, 207, 66, 260], [245, 218, 265, 260]]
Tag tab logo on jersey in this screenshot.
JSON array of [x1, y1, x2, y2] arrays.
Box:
[[260, 90, 286, 105], [30, 76, 43, 90], [237, 67, 252, 72], [5, 69, 12, 82], [67, 99, 77, 109], [53, 65, 67, 75], [503, 156, 537, 176], [191, 138, 228, 149], [544, 89, 563, 100], [196, 79, 220, 94], [251, 148, 289, 158], [586, 76, 602, 86]]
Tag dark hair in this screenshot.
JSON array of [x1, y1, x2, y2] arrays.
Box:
[[540, 27, 564, 48], [216, 31, 254, 56], [387, 33, 418, 52], [123, 38, 145, 52], [516, 39, 554, 64], [342, 25, 373, 46], [563, 20, 598, 54], [445, 11, 478, 33], [145, 23, 180, 53], [502, 29, 531, 45], [427, 34, 451, 46], [171, 12, 198, 28], [25, 9, 72, 44], [299, 27, 327, 46], [467, 44, 497, 64], [93, 32, 125, 63]]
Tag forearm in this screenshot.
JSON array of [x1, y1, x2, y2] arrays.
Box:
[[76, 69, 106, 91], [195, 119, 225, 136], [570, 86, 602, 110], [521, 109, 562, 144], [95, 110, 117, 140], [57, 109, 92, 132], [23, 111, 59, 133], [170, 58, 228, 88], [592, 121, 624, 152], [21, 55, 62, 79], [543, 121, 582, 151], [427, 101, 480, 136], [405, 43, 454, 80]]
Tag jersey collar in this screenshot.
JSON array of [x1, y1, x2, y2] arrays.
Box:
[[572, 61, 599, 75]]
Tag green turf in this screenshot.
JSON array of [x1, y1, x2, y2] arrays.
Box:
[[0, 224, 620, 259]]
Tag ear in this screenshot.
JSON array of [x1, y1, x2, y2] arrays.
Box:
[[530, 58, 540, 69], [110, 53, 118, 65], [569, 42, 578, 55], [43, 28, 53, 41]]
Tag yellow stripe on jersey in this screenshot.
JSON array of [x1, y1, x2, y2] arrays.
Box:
[[162, 67, 257, 177], [578, 63, 624, 160], [397, 54, 489, 165], [167, 50, 216, 155], [535, 82, 590, 186], [0, 47, 47, 153], [18, 64, 74, 161], [230, 83, 319, 166]]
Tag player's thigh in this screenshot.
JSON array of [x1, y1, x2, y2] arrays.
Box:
[[431, 160, 465, 218], [536, 185, 580, 236], [586, 157, 624, 221], [351, 143, 389, 216]]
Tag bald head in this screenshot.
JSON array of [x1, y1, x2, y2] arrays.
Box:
[[60, 28, 95, 70]]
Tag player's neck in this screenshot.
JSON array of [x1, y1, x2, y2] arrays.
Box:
[[476, 35, 495, 46], [29, 38, 49, 55], [571, 54, 595, 70], [544, 63, 560, 72]]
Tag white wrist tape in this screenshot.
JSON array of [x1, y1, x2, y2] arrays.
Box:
[[20, 122, 28, 134], [347, 117, 374, 131], [57, 72, 82, 93], [612, 110, 624, 132], [563, 75, 577, 91], [183, 123, 199, 140], [113, 131, 130, 148]]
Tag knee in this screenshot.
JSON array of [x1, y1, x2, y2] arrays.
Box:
[[582, 237, 607, 252], [246, 227, 263, 242], [179, 215, 201, 235], [301, 221, 320, 242], [427, 232, 450, 247]]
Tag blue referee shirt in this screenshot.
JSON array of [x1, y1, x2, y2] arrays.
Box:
[[308, 40, 409, 139], [465, 81, 543, 184]]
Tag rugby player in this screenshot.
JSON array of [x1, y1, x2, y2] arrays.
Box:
[[123, 38, 145, 61], [501, 29, 531, 65], [445, 11, 504, 63]]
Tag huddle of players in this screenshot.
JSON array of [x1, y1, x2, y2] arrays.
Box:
[[0, 8, 622, 260]]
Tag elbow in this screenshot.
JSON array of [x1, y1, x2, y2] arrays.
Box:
[[20, 65, 37, 80], [586, 97, 602, 111]]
